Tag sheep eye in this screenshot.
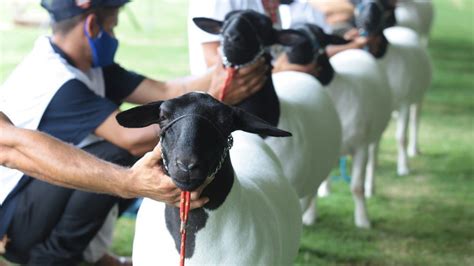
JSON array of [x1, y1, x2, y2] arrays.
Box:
[[159, 108, 170, 118]]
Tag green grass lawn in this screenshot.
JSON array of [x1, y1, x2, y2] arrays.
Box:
[[1, 0, 473, 265]]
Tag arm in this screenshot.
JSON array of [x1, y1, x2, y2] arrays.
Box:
[[125, 57, 268, 105], [326, 36, 368, 57], [202, 41, 221, 68], [310, 0, 355, 24], [272, 53, 319, 77], [0, 112, 207, 208], [94, 109, 160, 156]]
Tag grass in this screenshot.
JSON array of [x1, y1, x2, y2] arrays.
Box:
[[1, 0, 473, 265]]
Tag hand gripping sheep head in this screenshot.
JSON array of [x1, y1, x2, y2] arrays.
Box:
[[116, 92, 291, 191], [193, 9, 304, 67]]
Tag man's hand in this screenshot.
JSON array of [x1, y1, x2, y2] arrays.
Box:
[[126, 145, 209, 210], [208, 57, 268, 105], [0, 112, 13, 126], [344, 28, 360, 40], [352, 36, 369, 49], [272, 54, 319, 77]]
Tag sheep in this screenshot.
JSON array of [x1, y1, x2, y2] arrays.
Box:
[[116, 92, 302, 265], [267, 71, 342, 223], [194, 10, 343, 222], [282, 23, 392, 228], [395, 0, 434, 47], [357, 0, 432, 178], [192, 10, 307, 127]]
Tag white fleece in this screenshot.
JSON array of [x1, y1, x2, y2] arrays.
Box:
[[395, 0, 434, 46], [133, 131, 302, 265], [328, 49, 392, 154], [265, 71, 342, 200], [379, 26, 432, 109]]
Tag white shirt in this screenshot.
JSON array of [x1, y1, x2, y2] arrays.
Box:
[[279, 0, 330, 31], [0, 36, 105, 205], [187, 0, 281, 76]]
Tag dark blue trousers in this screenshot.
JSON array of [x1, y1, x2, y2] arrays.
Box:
[[2, 141, 138, 265]]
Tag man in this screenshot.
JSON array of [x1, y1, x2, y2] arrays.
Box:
[[0, 0, 267, 264], [0, 112, 208, 266], [0, 111, 208, 208]]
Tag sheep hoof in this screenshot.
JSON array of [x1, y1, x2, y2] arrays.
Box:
[[364, 189, 374, 198], [302, 208, 317, 226], [355, 218, 371, 229], [397, 167, 410, 176], [408, 148, 420, 158]]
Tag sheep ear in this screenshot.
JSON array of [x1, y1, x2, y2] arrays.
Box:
[[275, 29, 306, 46], [116, 101, 163, 128], [232, 108, 292, 137], [193, 17, 223, 35]]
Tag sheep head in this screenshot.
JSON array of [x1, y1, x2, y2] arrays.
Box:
[[116, 92, 291, 191], [355, 0, 396, 36], [193, 10, 304, 67], [285, 23, 349, 65]]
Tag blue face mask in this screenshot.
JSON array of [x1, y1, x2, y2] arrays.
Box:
[[84, 23, 119, 68]]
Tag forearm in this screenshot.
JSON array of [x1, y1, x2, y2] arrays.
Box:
[[126, 72, 214, 105], [1, 126, 134, 198], [164, 69, 214, 95], [326, 42, 360, 57]]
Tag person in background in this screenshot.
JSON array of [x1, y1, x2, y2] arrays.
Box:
[[0, 0, 267, 265], [188, 0, 282, 76]]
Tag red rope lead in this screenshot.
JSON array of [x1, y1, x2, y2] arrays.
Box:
[[179, 191, 191, 266], [179, 67, 235, 266], [219, 67, 237, 101]]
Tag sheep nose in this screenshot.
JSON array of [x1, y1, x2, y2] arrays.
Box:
[[176, 159, 198, 172]]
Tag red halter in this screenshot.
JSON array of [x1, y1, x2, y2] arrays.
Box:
[[179, 190, 191, 266], [179, 66, 235, 266]]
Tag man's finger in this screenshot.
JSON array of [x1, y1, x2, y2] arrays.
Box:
[[238, 57, 266, 75], [238, 63, 268, 86], [189, 197, 209, 210], [242, 74, 267, 96], [189, 191, 202, 201]]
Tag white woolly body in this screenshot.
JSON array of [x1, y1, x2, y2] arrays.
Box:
[[376, 26, 432, 176], [266, 71, 342, 199], [308, 49, 393, 228], [395, 0, 434, 46], [133, 131, 302, 265], [328, 49, 392, 154], [380, 27, 432, 109]]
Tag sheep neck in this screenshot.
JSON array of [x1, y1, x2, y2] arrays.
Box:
[[165, 156, 234, 258], [234, 53, 280, 130], [315, 52, 335, 86], [367, 33, 389, 59]]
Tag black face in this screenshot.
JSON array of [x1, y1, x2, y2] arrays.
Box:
[[220, 10, 271, 65], [383, 0, 397, 28], [116, 92, 292, 191], [286, 23, 349, 65], [356, 0, 396, 35], [193, 10, 305, 67], [157, 94, 233, 191]]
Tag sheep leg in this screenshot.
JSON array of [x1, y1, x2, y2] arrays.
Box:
[[351, 146, 371, 228], [317, 178, 331, 197], [408, 102, 422, 157], [396, 104, 410, 176], [365, 140, 380, 198], [301, 195, 318, 226]]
